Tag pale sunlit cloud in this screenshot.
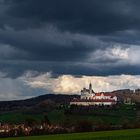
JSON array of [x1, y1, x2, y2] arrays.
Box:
[[23, 71, 140, 94]]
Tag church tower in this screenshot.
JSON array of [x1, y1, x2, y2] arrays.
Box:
[[89, 83, 92, 94], [89, 83, 92, 90]]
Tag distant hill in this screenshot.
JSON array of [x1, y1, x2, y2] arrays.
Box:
[[0, 94, 80, 111], [0, 88, 140, 112]]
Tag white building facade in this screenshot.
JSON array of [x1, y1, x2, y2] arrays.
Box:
[[70, 83, 117, 106]]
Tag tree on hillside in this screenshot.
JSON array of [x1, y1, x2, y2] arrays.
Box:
[[74, 120, 93, 132]]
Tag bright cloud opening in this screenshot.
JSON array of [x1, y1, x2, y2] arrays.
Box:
[[23, 71, 140, 95]]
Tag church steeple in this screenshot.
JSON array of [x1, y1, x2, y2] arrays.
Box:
[[89, 83, 92, 91]]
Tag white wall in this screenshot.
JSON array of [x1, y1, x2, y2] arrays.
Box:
[[70, 101, 116, 106]]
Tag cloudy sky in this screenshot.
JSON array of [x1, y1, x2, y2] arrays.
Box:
[[1, 0, 140, 100]]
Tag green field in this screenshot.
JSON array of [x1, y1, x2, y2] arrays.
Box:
[[47, 108, 136, 125], [47, 104, 137, 125], [0, 112, 44, 123], [1, 129, 140, 140], [0, 104, 137, 125], [0, 109, 132, 125]]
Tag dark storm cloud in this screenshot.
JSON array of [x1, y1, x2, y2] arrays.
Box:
[[0, 0, 140, 77], [1, 60, 140, 79], [5, 0, 140, 34], [0, 27, 97, 61], [101, 30, 140, 45]]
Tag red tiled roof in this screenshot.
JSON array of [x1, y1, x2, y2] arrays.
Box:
[[95, 93, 115, 96], [95, 93, 102, 96]]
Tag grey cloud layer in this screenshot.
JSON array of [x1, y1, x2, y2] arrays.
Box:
[[0, 0, 140, 77], [6, 0, 140, 33], [0, 1, 140, 99]]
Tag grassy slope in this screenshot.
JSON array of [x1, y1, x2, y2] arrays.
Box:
[[0, 112, 44, 123], [47, 107, 136, 125], [1, 129, 140, 140], [0, 104, 137, 125]]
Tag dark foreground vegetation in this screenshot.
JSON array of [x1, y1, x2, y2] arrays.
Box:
[[0, 103, 139, 138]]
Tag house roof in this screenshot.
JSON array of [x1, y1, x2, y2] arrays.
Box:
[[95, 93, 115, 96]]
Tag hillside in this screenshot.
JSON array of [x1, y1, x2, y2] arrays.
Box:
[[0, 94, 80, 111], [0, 88, 139, 112]]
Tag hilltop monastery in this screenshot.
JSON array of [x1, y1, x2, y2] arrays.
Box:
[[70, 83, 117, 106]]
